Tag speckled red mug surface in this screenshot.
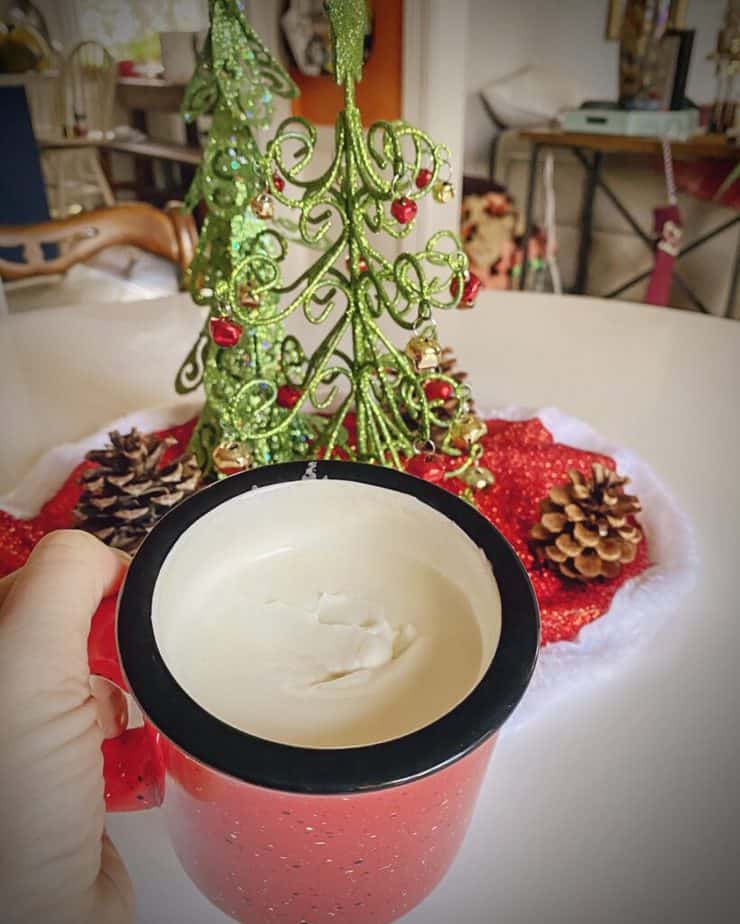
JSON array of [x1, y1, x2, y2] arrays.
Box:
[[90, 462, 539, 924], [163, 738, 494, 924]]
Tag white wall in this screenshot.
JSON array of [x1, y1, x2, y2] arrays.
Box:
[[403, 0, 469, 248], [464, 0, 727, 176], [463, 0, 537, 176]]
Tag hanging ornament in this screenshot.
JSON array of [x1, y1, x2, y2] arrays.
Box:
[[415, 168, 433, 189], [251, 191, 275, 220], [404, 329, 442, 371], [277, 385, 302, 409], [430, 347, 473, 446], [390, 196, 418, 225], [345, 254, 368, 273], [212, 441, 254, 476], [424, 379, 454, 402], [645, 142, 682, 307], [209, 316, 243, 348], [406, 444, 445, 484], [237, 286, 261, 310], [451, 272, 482, 308], [449, 412, 487, 450], [432, 180, 455, 203], [272, 172, 285, 192], [462, 463, 495, 491]]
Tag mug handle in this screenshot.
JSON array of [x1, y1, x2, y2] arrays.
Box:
[[88, 592, 165, 812]]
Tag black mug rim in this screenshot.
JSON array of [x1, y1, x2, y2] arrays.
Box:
[[117, 461, 540, 794]]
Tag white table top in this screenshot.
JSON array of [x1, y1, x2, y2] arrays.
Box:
[[1, 291, 738, 923]]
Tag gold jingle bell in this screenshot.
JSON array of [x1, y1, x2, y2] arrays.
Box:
[[462, 464, 495, 491], [450, 412, 487, 450], [238, 285, 261, 309], [212, 441, 253, 476], [432, 180, 455, 203], [251, 192, 274, 220], [405, 333, 442, 372]]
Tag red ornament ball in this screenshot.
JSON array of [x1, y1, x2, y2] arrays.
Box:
[[390, 196, 418, 225], [415, 168, 433, 189], [342, 411, 357, 440], [272, 173, 285, 193], [209, 317, 243, 348], [451, 272, 482, 307], [277, 385, 302, 409], [405, 453, 445, 484], [424, 379, 454, 402]]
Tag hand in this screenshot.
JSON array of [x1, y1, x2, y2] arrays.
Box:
[[0, 531, 134, 924]]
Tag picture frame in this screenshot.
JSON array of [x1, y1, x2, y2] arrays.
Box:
[[655, 28, 695, 109], [668, 0, 689, 30], [606, 0, 689, 42], [606, 0, 625, 40]]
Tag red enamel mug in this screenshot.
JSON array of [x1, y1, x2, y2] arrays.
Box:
[[89, 461, 539, 924]]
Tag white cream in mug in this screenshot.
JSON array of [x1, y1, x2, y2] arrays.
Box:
[[152, 479, 501, 749]]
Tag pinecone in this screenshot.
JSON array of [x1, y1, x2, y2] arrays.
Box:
[[74, 429, 202, 553], [430, 347, 473, 445], [439, 347, 470, 394], [530, 463, 643, 581]]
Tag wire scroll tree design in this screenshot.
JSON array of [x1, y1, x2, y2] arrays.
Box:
[[221, 0, 485, 474], [175, 0, 315, 476]]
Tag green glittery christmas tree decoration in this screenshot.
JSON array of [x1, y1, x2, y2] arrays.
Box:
[[220, 0, 487, 479], [175, 0, 314, 477]]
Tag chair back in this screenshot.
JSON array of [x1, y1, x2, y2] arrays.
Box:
[[0, 203, 198, 282], [25, 57, 66, 142], [63, 41, 116, 138]]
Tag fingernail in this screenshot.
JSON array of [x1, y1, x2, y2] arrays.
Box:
[[89, 674, 128, 738], [89, 674, 111, 698]]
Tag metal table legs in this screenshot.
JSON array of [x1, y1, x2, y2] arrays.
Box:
[[518, 143, 540, 291], [518, 139, 740, 315], [519, 143, 603, 295], [573, 149, 602, 294]]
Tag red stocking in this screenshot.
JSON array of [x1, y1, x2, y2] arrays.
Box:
[[644, 204, 682, 307]]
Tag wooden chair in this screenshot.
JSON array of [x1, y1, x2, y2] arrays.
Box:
[[0, 203, 197, 283], [25, 65, 66, 143], [36, 41, 117, 216], [65, 40, 116, 138]]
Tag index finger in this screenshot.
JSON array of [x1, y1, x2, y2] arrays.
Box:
[[0, 531, 124, 688]]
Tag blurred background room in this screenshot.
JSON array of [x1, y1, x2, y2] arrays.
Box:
[[1, 8, 739, 924], [0, 0, 737, 316]]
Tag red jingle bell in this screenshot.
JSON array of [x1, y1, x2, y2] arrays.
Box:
[[391, 196, 417, 225], [415, 168, 433, 189], [345, 254, 368, 273], [424, 379, 454, 402], [209, 316, 243, 348], [406, 452, 445, 484], [451, 272, 482, 308], [277, 385, 302, 409], [272, 173, 285, 193], [342, 411, 357, 442]]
